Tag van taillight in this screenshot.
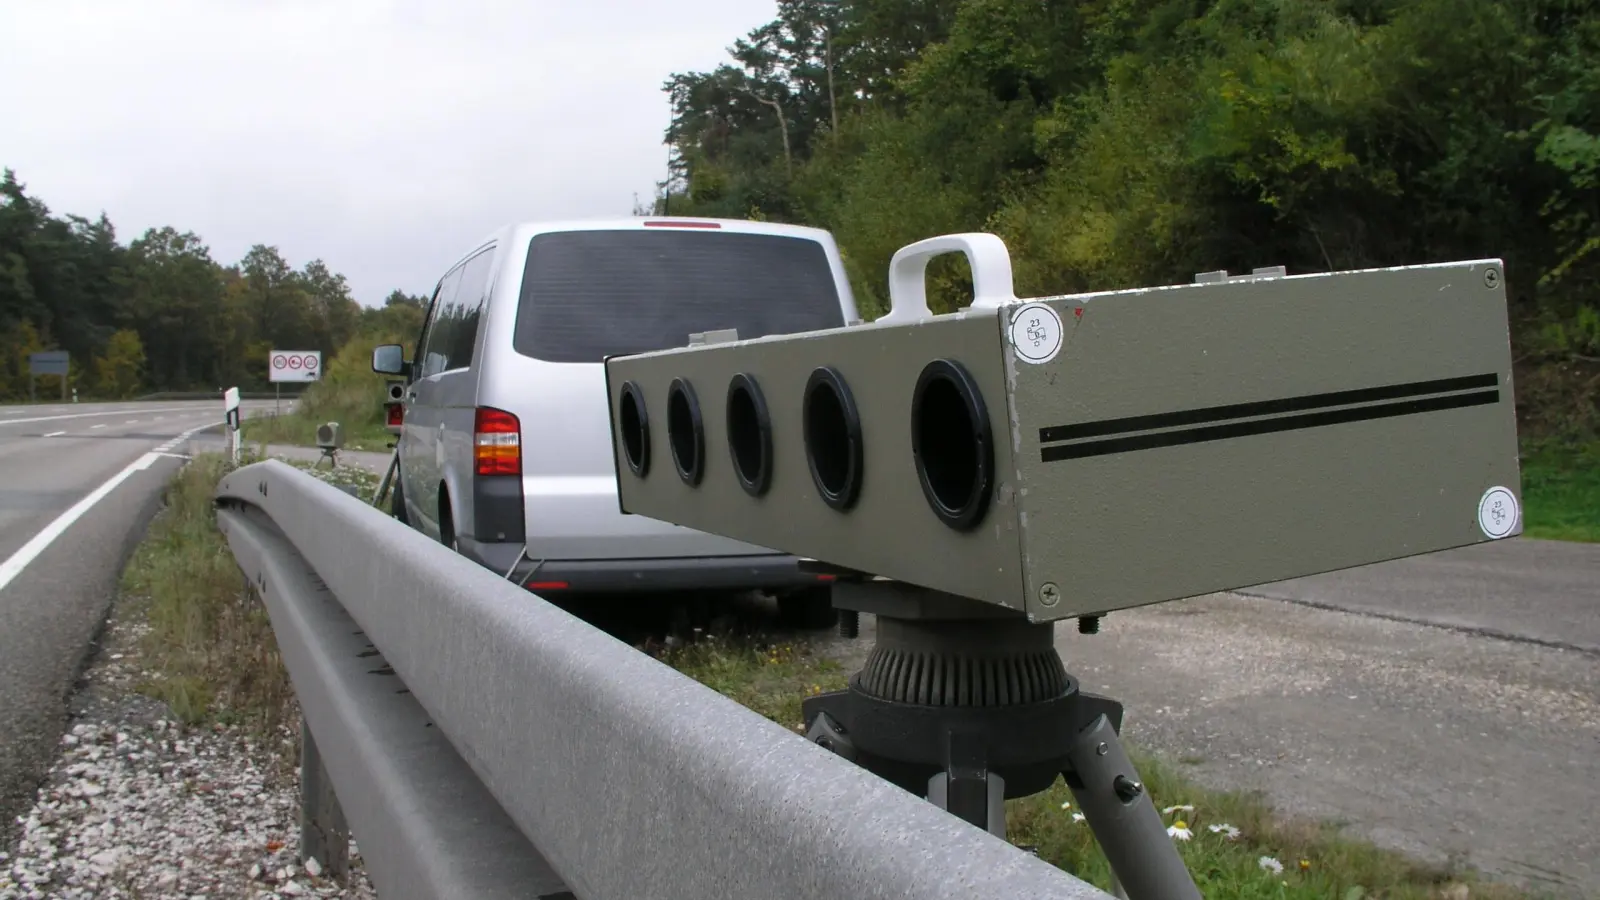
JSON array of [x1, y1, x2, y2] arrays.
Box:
[[386, 403, 404, 427], [474, 407, 520, 476]]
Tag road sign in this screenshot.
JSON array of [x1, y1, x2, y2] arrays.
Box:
[[29, 351, 69, 377], [269, 350, 322, 383]]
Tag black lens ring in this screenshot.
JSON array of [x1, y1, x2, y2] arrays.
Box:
[[726, 373, 773, 497], [911, 358, 994, 531], [803, 366, 864, 511], [618, 380, 650, 478], [667, 378, 705, 486]]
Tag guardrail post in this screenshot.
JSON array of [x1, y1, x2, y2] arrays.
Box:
[[300, 720, 350, 881]]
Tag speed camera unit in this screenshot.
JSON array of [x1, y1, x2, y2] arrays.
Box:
[[603, 234, 1522, 623]]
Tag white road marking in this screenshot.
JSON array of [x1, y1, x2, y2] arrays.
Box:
[[0, 408, 173, 428], [0, 423, 215, 594], [43, 431, 65, 437], [125, 420, 138, 424], [91, 424, 106, 430]]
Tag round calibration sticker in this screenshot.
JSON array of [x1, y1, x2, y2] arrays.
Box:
[[1477, 486, 1519, 539], [1009, 303, 1064, 365]]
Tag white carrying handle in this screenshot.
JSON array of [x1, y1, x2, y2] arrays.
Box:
[[878, 232, 1018, 325]]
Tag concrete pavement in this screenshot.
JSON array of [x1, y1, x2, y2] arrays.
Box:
[[0, 400, 271, 845]]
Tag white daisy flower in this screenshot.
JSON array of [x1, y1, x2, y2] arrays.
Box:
[[1072, 812, 1086, 823], [1208, 823, 1241, 839], [1259, 856, 1284, 874], [1167, 820, 1193, 841], [1162, 804, 1195, 814]]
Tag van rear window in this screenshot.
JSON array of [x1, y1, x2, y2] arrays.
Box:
[[512, 229, 846, 363]]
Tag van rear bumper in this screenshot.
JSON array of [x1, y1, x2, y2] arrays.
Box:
[[456, 537, 827, 594]]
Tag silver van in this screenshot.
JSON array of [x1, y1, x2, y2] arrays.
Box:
[[371, 217, 860, 625]]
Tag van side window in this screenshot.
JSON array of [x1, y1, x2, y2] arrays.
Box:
[[418, 265, 463, 379], [447, 248, 494, 371]]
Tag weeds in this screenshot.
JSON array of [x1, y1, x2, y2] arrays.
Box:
[[124, 452, 384, 734], [123, 453, 295, 733]]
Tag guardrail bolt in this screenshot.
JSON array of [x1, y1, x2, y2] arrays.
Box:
[[1484, 268, 1501, 289], [1078, 615, 1101, 634], [838, 609, 860, 639]]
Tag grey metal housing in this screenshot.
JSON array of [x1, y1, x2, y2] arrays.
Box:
[[605, 258, 1523, 622]]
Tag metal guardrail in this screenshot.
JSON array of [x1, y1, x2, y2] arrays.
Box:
[[214, 460, 1115, 900]]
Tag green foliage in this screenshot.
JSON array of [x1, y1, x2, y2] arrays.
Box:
[[1519, 440, 1600, 541], [663, 0, 1600, 439], [0, 167, 421, 401], [92, 328, 146, 399]]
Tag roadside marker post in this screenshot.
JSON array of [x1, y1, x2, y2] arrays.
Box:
[[223, 386, 242, 465]]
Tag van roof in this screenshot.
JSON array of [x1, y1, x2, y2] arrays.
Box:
[[447, 217, 838, 273]]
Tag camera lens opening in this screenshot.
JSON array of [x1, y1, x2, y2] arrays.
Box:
[[618, 381, 650, 477], [726, 373, 772, 496], [667, 378, 704, 486], [912, 359, 993, 531], [803, 366, 863, 511]]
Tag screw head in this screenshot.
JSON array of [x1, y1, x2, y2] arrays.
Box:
[[1038, 582, 1061, 606], [1096, 742, 1109, 756], [1484, 268, 1501, 289]]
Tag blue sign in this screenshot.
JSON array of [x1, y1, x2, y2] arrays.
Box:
[[29, 351, 69, 377]]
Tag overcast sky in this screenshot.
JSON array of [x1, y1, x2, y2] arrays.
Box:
[[1, 0, 766, 305]]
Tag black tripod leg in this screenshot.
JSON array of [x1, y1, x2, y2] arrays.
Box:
[[1064, 715, 1201, 900], [927, 730, 1006, 838]]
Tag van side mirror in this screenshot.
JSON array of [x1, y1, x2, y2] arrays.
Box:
[[372, 344, 409, 376]]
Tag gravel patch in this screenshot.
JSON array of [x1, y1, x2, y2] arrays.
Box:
[[1, 593, 377, 899]]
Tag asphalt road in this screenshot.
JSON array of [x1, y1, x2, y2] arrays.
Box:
[[1238, 539, 1600, 655], [0, 400, 266, 844], [819, 539, 1600, 898]]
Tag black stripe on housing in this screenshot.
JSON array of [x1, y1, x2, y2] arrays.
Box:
[[1039, 373, 1498, 444], [1040, 389, 1500, 463]]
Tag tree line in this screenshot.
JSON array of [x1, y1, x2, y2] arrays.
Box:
[[658, 0, 1599, 439], [0, 169, 426, 401]]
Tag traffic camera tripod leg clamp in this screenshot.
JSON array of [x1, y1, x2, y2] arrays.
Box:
[[800, 578, 1201, 900]]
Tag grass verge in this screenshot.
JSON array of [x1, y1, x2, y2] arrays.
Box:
[[122, 452, 382, 733], [1519, 441, 1600, 542], [650, 633, 1539, 900], [242, 411, 392, 454], [121, 452, 294, 732]]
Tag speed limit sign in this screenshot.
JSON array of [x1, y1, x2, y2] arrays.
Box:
[[269, 350, 322, 383]]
